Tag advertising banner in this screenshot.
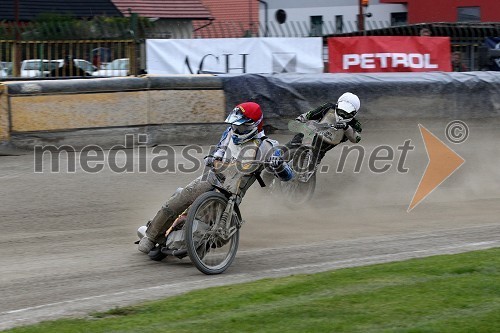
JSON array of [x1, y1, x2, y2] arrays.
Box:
[[328, 36, 452, 73], [147, 38, 324, 75]]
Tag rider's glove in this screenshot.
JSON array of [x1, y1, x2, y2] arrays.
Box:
[[295, 114, 307, 123], [269, 149, 284, 169], [204, 155, 220, 167], [334, 122, 349, 130], [269, 149, 293, 181]]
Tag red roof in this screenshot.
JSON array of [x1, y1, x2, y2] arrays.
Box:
[[195, 0, 259, 38], [201, 0, 258, 23], [112, 0, 212, 19]]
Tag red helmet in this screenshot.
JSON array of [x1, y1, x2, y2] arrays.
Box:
[[238, 102, 263, 131], [225, 102, 264, 144], [226, 102, 263, 130]]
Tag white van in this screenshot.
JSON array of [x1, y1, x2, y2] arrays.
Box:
[[20, 59, 60, 77]]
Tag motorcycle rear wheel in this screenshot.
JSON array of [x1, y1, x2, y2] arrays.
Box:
[[280, 146, 317, 204], [279, 172, 316, 204], [185, 191, 240, 275]]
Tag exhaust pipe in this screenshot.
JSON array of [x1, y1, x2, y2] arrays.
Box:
[[161, 248, 188, 258]]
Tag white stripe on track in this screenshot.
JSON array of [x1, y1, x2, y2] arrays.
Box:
[[2, 239, 499, 317]]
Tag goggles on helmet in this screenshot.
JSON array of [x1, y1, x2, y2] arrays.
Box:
[[231, 123, 255, 135], [225, 106, 253, 125], [336, 108, 356, 120]]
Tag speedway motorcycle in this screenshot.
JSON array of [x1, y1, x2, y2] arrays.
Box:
[[272, 119, 344, 204], [137, 160, 266, 275]]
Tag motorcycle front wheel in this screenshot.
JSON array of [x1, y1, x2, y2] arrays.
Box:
[[185, 191, 240, 275]]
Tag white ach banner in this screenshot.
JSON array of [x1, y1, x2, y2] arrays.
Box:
[[146, 38, 323, 75]]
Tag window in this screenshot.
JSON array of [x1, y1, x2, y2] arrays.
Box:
[[24, 61, 59, 71], [457, 7, 480, 22], [275, 9, 287, 24], [335, 15, 343, 33], [391, 12, 407, 26], [310, 16, 323, 37]]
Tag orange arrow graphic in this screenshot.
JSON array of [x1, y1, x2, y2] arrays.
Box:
[[408, 124, 465, 212]]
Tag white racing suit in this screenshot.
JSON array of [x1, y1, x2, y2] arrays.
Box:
[[290, 102, 362, 163], [139, 128, 292, 252]]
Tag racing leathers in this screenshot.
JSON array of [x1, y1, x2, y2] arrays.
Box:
[[138, 127, 293, 253], [290, 102, 362, 163]]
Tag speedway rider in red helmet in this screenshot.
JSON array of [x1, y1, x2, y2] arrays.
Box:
[[138, 102, 293, 254]]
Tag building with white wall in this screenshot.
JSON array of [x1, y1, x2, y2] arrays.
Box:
[[258, 0, 408, 36]]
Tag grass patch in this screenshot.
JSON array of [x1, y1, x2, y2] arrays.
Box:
[[5, 248, 500, 333]]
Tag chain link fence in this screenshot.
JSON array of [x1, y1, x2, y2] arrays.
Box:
[[0, 39, 136, 78]]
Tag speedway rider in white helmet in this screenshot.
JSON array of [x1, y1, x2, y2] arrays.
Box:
[[138, 102, 293, 254], [291, 92, 362, 163]]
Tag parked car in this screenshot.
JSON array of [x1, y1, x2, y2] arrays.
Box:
[[2, 62, 13, 77], [20, 59, 61, 77], [74, 59, 98, 75], [92, 58, 129, 76], [56, 58, 98, 76], [0, 62, 9, 78], [20, 59, 97, 77]]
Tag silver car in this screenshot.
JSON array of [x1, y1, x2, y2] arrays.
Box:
[[92, 58, 129, 77]]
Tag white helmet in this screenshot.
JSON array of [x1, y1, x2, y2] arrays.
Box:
[[336, 92, 360, 124]]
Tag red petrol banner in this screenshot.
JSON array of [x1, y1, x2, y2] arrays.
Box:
[[328, 36, 452, 73]]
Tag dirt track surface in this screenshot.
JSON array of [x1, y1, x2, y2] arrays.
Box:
[[1, 119, 499, 330]]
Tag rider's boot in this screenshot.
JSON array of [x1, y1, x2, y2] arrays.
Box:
[[138, 206, 176, 254], [286, 133, 304, 148], [137, 236, 156, 254]]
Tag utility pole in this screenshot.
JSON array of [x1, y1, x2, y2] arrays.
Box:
[[358, 0, 364, 32], [13, 0, 21, 77], [358, 0, 369, 33], [249, 0, 252, 36], [258, 0, 268, 37]]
